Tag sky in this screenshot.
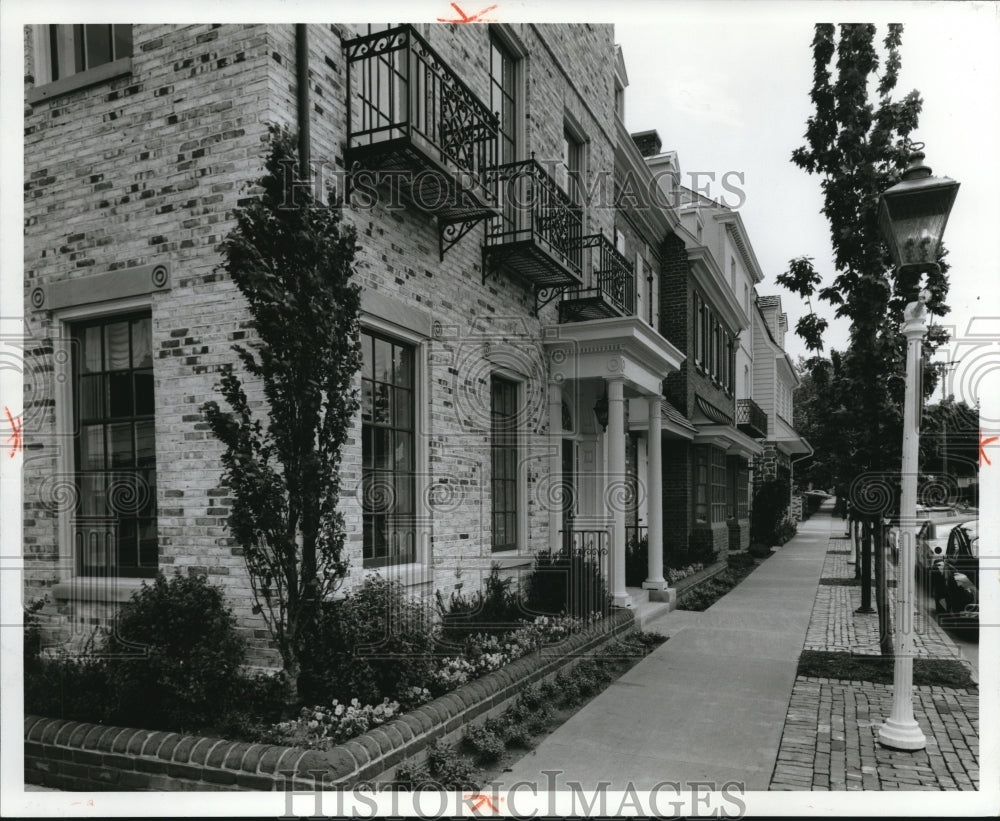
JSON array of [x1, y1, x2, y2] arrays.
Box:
[[614, 2, 1000, 374]]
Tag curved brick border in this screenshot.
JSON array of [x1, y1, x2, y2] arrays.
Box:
[[24, 609, 634, 791]]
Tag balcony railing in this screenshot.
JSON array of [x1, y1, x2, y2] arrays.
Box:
[[483, 158, 584, 290], [558, 233, 635, 322], [344, 25, 499, 227], [736, 397, 768, 438]]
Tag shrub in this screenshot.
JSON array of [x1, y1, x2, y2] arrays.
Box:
[[463, 724, 506, 764], [297, 575, 438, 706], [524, 548, 610, 619], [425, 740, 478, 790], [751, 478, 791, 544], [24, 645, 113, 725], [102, 571, 246, 732], [392, 760, 433, 789], [23, 596, 47, 671], [436, 565, 523, 647], [727, 551, 757, 570], [624, 535, 648, 588]]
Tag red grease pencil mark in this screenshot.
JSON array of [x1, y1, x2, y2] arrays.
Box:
[[438, 3, 498, 23], [980, 430, 998, 467], [4, 407, 21, 457]]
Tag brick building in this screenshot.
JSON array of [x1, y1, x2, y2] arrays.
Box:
[[22, 23, 698, 659]]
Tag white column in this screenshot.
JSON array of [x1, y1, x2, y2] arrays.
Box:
[[607, 378, 631, 607], [878, 297, 928, 751], [643, 395, 666, 589], [548, 379, 563, 556]]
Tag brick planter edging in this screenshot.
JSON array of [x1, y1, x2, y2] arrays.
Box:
[[24, 609, 635, 792]]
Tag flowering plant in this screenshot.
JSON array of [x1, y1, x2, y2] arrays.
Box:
[[266, 697, 400, 749], [666, 563, 704, 585]]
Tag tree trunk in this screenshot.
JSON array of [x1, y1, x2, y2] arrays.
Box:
[[874, 519, 893, 656], [856, 517, 874, 613]]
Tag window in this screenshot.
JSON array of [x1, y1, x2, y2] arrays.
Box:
[[361, 331, 416, 568], [36, 24, 132, 84], [72, 314, 156, 577], [614, 82, 625, 120], [694, 447, 728, 525], [561, 127, 584, 204], [489, 33, 519, 165], [710, 448, 728, 523], [491, 376, 519, 552], [694, 294, 703, 367]]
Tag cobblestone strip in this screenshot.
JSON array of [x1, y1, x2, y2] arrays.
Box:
[[771, 524, 979, 791], [770, 677, 979, 791]]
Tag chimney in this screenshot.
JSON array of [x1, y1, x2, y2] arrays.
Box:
[[630, 129, 662, 158]]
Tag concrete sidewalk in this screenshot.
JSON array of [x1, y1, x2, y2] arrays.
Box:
[[494, 512, 836, 792]]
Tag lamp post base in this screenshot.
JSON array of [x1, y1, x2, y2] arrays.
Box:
[[878, 718, 927, 751]]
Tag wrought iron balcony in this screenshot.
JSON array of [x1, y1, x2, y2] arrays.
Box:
[[344, 26, 499, 253], [736, 397, 768, 438], [558, 233, 635, 322], [482, 158, 585, 296]]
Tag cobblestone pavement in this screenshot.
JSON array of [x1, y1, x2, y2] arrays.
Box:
[[770, 524, 979, 791], [803, 539, 962, 659], [771, 677, 978, 790]]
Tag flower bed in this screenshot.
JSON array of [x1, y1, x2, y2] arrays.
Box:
[[24, 609, 635, 791], [257, 614, 602, 751]]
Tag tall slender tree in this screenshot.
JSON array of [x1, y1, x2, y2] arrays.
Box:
[[203, 127, 362, 704], [779, 24, 950, 496], [780, 25, 954, 654]]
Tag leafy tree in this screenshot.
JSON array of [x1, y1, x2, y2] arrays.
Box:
[[203, 126, 362, 704], [779, 24, 950, 494]]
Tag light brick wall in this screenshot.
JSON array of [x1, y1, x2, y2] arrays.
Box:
[[23, 23, 620, 662]]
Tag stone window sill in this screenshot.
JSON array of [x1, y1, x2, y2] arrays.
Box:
[[51, 576, 148, 603]]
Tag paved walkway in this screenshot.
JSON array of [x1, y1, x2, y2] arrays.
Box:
[[494, 511, 834, 791], [493, 502, 979, 793], [770, 510, 979, 791]]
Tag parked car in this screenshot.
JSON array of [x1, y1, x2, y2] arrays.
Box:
[[887, 506, 958, 570], [929, 520, 979, 626]]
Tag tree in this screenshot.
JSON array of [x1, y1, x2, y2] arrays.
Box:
[[779, 25, 954, 655], [779, 24, 950, 494], [203, 126, 362, 705]]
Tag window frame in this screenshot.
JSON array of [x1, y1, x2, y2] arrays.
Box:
[[490, 374, 521, 553], [29, 24, 133, 104], [70, 311, 157, 578], [53, 295, 156, 583], [360, 328, 419, 570], [488, 27, 525, 165]]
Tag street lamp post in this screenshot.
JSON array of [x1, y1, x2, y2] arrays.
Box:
[[876, 149, 959, 751]]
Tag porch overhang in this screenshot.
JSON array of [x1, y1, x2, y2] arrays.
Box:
[[693, 424, 764, 459], [774, 416, 812, 456], [628, 398, 697, 440], [543, 315, 685, 396]]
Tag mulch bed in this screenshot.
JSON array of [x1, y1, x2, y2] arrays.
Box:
[[797, 650, 976, 689], [819, 577, 897, 587]]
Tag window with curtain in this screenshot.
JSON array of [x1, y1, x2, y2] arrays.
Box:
[[72, 313, 156, 577]]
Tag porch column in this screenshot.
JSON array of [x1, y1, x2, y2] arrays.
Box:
[[607, 378, 631, 607], [643, 395, 666, 589], [548, 378, 563, 555]]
